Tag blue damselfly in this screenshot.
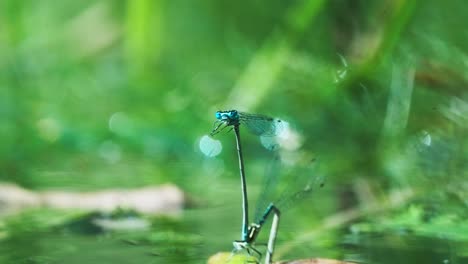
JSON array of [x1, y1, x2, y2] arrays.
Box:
[[232, 155, 324, 264], [210, 110, 321, 263], [210, 110, 286, 242]]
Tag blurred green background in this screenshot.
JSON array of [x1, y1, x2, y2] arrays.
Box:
[[0, 0, 467, 263]]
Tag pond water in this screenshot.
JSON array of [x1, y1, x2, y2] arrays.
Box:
[[1, 207, 466, 264]]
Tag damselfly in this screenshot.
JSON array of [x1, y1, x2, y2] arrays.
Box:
[[210, 110, 322, 263], [232, 155, 324, 264], [210, 110, 285, 243], [211, 110, 285, 148]]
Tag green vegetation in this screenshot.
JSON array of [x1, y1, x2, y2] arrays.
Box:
[[0, 0, 466, 263]]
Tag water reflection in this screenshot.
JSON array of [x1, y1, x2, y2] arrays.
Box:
[[1, 205, 467, 264], [342, 231, 467, 264]]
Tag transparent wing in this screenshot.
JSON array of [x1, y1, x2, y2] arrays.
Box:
[[253, 155, 282, 223], [253, 154, 324, 223], [275, 164, 325, 211], [238, 112, 284, 137]]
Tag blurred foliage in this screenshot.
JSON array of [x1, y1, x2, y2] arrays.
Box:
[[351, 204, 468, 241], [0, 0, 467, 263]]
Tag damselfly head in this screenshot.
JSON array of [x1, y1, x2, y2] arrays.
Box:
[[215, 110, 239, 121]]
